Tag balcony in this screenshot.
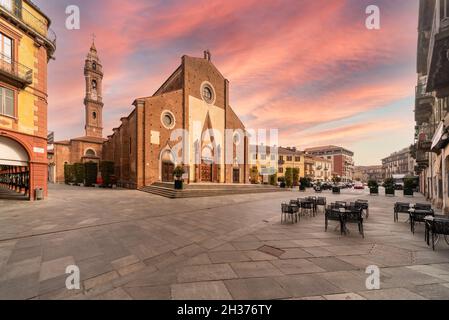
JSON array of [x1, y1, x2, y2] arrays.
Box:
[[427, 8, 449, 97], [415, 79, 435, 125], [0, 1, 56, 54], [0, 53, 32, 88]]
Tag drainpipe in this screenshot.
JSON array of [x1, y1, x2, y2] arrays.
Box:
[[442, 148, 446, 212]]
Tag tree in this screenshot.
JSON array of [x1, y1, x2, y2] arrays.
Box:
[[332, 176, 342, 185], [285, 168, 293, 188], [292, 168, 300, 187], [269, 174, 278, 186], [250, 167, 259, 184]]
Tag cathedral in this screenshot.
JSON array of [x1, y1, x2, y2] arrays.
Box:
[[52, 42, 106, 183], [52, 44, 249, 188]]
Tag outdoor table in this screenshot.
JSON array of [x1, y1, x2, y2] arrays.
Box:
[[409, 208, 435, 234]]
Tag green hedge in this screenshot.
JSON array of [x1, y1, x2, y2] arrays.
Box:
[[100, 161, 115, 186], [64, 164, 75, 184], [74, 163, 85, 185], [85, 162, 98, 187]]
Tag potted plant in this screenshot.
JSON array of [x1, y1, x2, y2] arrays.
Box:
[[404, 177, 415, 197], [384, 178, 395, 196], [299, 177, 307, 191], [279, 177, 286, 188], [368, 180, 379, 195], [332, 176, 341, 194], [173, 165, 185, 190]]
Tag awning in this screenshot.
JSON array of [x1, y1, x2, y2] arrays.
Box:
[[0, 136, 29, 167], [431, 121, 449, 151]]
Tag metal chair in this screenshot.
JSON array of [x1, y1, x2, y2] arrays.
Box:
[[342, 208, 365, 238], [325, 208, 344, 235], [356, 200, 369, 219], [394, 202, 411, 222], [410, 208, 434, 234], [317, 197, 327, 213], [428, 218, 449, 251], [301, 201, 314, 217], [281, 203, 299, 224]]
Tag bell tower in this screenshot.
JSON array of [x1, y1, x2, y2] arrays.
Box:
[[84, 40, 104, 138]]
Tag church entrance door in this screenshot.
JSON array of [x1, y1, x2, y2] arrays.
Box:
[[162, 162, 175, 182], [200, 161, 213, 182], [233, 168, 240, 184]]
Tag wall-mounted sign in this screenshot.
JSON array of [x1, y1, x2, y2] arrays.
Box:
[[33, 147, 45, 154]]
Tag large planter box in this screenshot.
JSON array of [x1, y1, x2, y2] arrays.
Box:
[[385, 188, 395, 196], [404, 188, 414, 197], [370, 187, 379, 195], [332, 187, 340, 194], [174, 180, 183, 190]]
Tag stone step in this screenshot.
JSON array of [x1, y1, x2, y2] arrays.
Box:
[[152, 181, 282, 190], [139, 184, 288, 199]]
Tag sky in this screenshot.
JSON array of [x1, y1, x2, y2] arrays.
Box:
[[35, 0, 419, 166]]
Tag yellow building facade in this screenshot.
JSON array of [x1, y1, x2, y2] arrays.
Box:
[[0, 0, 55, 199]]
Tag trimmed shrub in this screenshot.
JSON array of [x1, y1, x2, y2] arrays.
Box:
[[368, 180, 379, 195], [384, 178, 395, 196], [404, 177, 415, 196], [64, 164, 75, 184], [85, 162, 98, 187], [100, 161, 115, 187], [74, 163, 85, 185]]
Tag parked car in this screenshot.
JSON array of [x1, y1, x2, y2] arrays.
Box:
[[354, 182, 365, 190]]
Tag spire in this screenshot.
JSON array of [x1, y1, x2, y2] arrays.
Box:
[[90, 33, 97, 52]]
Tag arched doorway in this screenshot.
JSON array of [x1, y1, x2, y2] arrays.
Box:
[[201, 146, 214, 182], [160, 150, 175, 182], [0, 136, 30, 200]]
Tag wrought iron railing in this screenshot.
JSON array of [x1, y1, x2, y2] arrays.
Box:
[[0, 1, 56, 45], [0, 52, 33, 84]]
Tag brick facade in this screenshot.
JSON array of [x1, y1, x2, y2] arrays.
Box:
[[103, 53, 249, 189], [52, 43, 105, 183]]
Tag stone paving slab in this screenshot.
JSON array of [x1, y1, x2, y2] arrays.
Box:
[[1, 184, 449, 300]]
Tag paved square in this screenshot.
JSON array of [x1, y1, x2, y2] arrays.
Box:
[[1, 184, 449, 300]]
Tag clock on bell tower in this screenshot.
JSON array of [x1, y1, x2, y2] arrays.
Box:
[[84, 40, 104, 138]]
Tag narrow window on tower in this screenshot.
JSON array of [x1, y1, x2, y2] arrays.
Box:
[[129, 137, 132, 154]]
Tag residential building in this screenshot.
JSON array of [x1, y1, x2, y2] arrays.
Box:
[[304, 146, 355, 182], [277, 147, 304, 179], [0, 0, 56, 200], [414, 0, 449, 211], [382, 147, 415, 179], [311, 156, 333, 182], [354, 165, 384, 183]]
